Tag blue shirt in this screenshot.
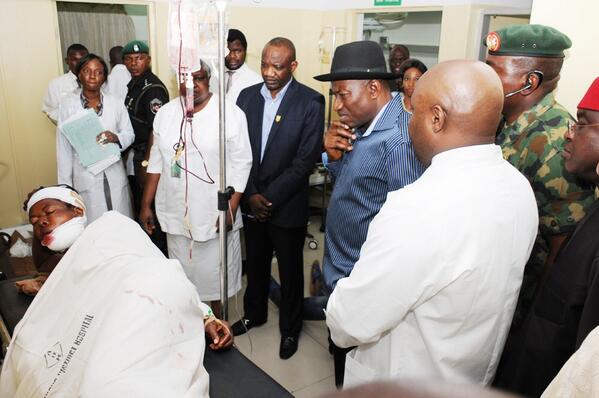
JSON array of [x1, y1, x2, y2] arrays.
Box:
[[323, 93, 425, 291], [259, 78, 293, 161]]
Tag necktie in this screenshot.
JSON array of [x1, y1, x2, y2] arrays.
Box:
[[225, 70, 234, 94]]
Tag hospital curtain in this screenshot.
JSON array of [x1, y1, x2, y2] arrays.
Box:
[[57, 2, 136, 72]]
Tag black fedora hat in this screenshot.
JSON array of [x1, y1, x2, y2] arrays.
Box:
[[314, 41, 396, 82]]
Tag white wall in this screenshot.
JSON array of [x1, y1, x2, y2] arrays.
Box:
[[530, 0, 599, 115], [124, 4, 149, 43]]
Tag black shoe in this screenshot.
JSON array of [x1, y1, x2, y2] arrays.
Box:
[[279, 336, 299, 359], [231, 318, 265, 336]]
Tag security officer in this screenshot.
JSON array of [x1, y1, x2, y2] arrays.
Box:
[[123, 40, 169, 253], [485, 25, 596, 328]]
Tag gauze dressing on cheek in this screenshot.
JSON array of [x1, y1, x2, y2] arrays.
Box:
[[42, 216, 87, 252]]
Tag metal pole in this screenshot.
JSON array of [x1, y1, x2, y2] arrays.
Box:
[[216, 0, 228, 321]]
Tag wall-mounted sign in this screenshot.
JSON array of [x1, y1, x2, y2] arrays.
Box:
[[374, 0, 403, 6]]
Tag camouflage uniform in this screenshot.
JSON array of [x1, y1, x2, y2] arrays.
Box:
[[497, 91, 596, 327]]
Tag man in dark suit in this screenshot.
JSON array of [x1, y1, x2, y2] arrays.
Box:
[[232, 37, 325, 359]]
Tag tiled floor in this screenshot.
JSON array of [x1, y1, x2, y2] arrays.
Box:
[[228, 214, 337, 397]]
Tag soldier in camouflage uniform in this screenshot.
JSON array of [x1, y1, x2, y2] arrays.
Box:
[[485, 25, 596, 328]]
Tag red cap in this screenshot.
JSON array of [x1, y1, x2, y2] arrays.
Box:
[[578, 77, 599, 111]]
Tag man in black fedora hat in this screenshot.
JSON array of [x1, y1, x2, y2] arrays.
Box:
[[314, 40, 424, 387]]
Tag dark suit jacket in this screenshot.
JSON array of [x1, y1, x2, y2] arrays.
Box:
[[236, 79, 324, 228]]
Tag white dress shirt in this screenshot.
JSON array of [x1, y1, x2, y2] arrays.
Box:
[[57, 93, 134, 222], [210, 63, 262, 103], [42, 71, 80, 123], [148, 95, 252, 241], [326, 144, 538, 387], [106, 64, 131, 103], [0, 212, 210, 397]]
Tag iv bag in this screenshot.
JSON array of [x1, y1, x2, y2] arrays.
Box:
[[167, 0, 221, 73]]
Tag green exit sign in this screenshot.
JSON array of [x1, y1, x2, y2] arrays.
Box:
[[374, 0, 403, 5]]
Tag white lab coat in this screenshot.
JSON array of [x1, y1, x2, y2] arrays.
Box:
[[209, 63, 263, 103], [0, 211, 210, 397], [42, 71, 80, 124], [106, 64, 131, 103], [57, 93, 134, 222], [326, 144, 538, 388]]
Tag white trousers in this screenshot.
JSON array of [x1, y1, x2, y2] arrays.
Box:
[[167, 231, 242, 301]]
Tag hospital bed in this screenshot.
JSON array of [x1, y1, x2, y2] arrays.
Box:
[[0, 252, 291, 397]]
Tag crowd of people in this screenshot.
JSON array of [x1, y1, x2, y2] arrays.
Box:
[[1, 22, 598, 397]]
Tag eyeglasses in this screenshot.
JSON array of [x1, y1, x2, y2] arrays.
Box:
[[567, 120, 599, 133]]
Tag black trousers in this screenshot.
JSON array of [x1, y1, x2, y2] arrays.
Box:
[[130, 151, 168, 257], [243, 217, 306, 337]]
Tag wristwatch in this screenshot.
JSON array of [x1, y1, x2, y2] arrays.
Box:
[[141, 160, 149, 168]]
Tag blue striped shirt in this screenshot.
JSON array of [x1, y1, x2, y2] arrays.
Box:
[[323, 93, 425, 291]]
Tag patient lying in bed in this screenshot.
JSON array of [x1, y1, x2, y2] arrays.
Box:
[[1, 185, 231, 397]]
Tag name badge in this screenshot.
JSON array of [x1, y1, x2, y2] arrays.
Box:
[[171, 161, 181, 178]]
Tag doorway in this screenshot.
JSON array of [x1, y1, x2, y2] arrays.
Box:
[[361, 11, 443, 69], [56, 2, 149, 72]]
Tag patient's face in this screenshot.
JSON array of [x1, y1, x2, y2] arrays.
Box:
[[29, 199, 82, 241]]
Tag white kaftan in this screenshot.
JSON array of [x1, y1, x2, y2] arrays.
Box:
[[106, 64, 131, 103], [225, 63, 263, 103], [326, 144, 538, 388], [148, 95, 252, 300], [57, 93, 134, 222], [42, 71, 79, 124], [542, 326, 599, 398], [0, 211, 210, 398]]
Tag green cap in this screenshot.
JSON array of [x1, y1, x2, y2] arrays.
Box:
[[122, 40, 149, 55], [485, 24, 571, 58]]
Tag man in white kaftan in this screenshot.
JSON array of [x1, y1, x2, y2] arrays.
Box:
[[326, 60, 538, 388], [42, 44, 88, 124]]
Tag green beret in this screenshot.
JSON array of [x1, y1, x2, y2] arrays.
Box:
[[485, 24, 571, 58], [122, 40, 149, 55]]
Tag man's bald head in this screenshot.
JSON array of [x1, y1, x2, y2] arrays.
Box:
[[408, 60, 504, 166], [324, 380, 519, 398]]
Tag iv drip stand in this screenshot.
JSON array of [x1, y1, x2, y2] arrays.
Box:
[[216, 0, 230, 321]]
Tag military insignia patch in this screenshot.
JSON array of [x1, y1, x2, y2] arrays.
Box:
[[486, 32, 501, 52], [149, 98, 163, 114]]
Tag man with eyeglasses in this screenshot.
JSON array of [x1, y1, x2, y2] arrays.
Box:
[[485, 25, 596, 331], [493, 77, 599, 397]]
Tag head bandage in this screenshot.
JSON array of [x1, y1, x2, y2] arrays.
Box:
[[26, 186, 86, 213]]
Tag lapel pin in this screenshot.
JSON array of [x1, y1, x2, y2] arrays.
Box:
[[275, 115, 282, 123]]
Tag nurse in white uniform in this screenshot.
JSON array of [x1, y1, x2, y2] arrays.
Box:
[[140, 60, 252, 317], [57, 53, 134, 222]]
